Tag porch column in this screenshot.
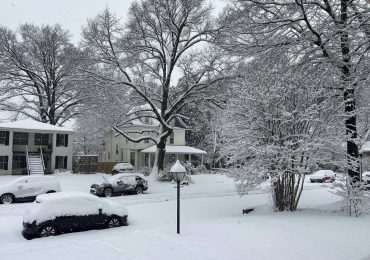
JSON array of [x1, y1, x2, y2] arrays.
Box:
[[201, 154, 204, 165], [149, 154, 151, 167], [176, 154, 179, 161]]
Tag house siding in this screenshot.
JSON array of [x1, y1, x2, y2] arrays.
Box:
[[0, 131, 13, 175], [100, 127, 187, 170], [0, 128, 74, 175]]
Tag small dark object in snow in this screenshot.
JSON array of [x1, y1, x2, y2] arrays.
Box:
[[242, 208, 254, 214]]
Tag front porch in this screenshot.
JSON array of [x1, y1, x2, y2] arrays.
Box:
[[139, 145, 207, 170]]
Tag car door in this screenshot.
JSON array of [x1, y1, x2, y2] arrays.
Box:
[[76, 199, 105, 230], [115, 177, 128, 194], [123, 176, 137, 192], [24, 177, 45, 197], [14, 178, 36, 199]]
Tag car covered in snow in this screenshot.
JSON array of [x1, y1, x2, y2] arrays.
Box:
[[22, 192, 128, 239], [309, 170, 336, 183], [0, 175, 61, 204], [111, 163, 134, 174], [90, 173, 148, 197]]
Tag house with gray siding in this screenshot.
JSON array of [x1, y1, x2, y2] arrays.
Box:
[[0, 119, 74, 175]]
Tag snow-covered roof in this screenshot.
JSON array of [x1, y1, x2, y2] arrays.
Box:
[[127, 104, 187, 129], [361, 141, 370, 153], [0, 119, 73, 133], [140, 145, 207, 154]]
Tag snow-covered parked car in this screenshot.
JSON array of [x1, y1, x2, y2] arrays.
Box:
[[90, 173, 148, 197], [112, 163, 134, 174], [22, 192, 128, 239], [0, 175, 61, 204], [310, 170, 336, 183]]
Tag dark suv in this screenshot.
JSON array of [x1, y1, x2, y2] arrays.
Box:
[[90, 173, 148, 197]]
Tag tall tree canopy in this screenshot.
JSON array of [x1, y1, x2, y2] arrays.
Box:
[[83, 0, 228, 174], [0, 24, 86, 125], [219, 0, 370, 182]]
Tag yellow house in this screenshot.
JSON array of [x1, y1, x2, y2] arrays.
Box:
[[100, 107, 206, 170]]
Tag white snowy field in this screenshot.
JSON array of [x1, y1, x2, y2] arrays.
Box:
[[0, 173, 369, 260]]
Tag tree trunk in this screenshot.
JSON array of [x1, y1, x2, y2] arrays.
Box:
[[340, 0, 360, 182], [157, 139, 166, 171]]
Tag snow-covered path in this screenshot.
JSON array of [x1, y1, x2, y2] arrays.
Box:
[[0, 173, 369, 260]]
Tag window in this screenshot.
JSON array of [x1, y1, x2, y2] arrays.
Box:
[[34, 133, 49, 145], [0, 156, 8, 170], [116, 144, 119, 155], [0, 131, 9, 145], [169, 154, 176, 163], [130, 151, 136, 166], [144, 131, 149, 143], [169, 132, 174, 144], [56, 134, 68, 147], [13, 132, 28, 145], [144, 154, 149, 167], [12, 156, 26, 169], [55, 156, 67, 169]]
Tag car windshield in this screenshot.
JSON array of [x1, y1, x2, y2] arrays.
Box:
[[108, 174, 125, 184], [7, 177, 28, 185]]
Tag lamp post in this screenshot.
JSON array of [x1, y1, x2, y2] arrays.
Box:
[[170, 160, 186, 234]]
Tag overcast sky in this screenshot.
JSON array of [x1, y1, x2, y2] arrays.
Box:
[[0, 0, 225, 122], [0, 0, 225, 43], [0, 0, 134, 42]]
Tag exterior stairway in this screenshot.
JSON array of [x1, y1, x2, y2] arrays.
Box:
[[27, 155, 44, 175]]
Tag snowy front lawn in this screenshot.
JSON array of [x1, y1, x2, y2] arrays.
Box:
[[0, 173, 369, 260]]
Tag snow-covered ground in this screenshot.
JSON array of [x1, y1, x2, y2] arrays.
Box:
[[0, 173, 369, 260]]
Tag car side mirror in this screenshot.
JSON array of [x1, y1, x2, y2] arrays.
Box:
[[98, 208, 102, 215]]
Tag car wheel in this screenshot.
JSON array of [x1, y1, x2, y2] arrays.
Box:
[[104, 188, 113, 197], [135, 186, 144, 194], [40, 225, 58, 237], [1, 193, 14, 204], [107, 217, 121, 228]]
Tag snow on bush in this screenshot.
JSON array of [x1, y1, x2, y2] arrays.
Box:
[[220, 55, 340, 212]]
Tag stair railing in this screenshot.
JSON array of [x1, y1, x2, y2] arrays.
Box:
[[40, 146, 45, 173], [26, 145, 30, 175]]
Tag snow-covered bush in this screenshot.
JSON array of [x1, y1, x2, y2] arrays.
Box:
[[220, 55, 340, 211], [333, 177, 370, 217], [139, 166, 152, 177], [184, 162, 208, 175]]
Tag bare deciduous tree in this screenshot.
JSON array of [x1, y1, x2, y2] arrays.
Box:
[[0, 24, 86, 125], [82, 0, 228, 175]]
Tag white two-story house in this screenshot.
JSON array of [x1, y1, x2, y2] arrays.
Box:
[[0, 119, 74, 175], [100, 106, 206, 170]]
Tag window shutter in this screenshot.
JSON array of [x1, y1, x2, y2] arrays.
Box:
[[5, 131, 9, 146], [56, 134, 60, 146], [4, 156, 8, 170], [64, 156, 68, 169], [55, 157, 58, 169], [65, 134, 68, 147]]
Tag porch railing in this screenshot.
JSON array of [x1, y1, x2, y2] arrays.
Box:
[[25, 145, 30, 175], [40, 146, 45, 172]]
